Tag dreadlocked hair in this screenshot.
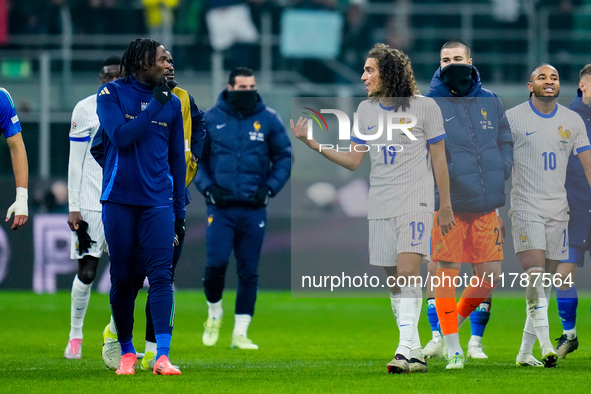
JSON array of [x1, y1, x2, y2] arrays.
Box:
[[121, 38, 161, 81], [367, 43, 419, 111]]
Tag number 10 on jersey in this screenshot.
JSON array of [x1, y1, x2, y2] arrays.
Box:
[[542, 151, 556, 171]]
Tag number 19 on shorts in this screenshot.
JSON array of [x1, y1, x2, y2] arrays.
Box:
[[410, 221, 425, 244]]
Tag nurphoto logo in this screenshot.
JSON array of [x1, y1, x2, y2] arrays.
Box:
[[302, 106, 418, 153]]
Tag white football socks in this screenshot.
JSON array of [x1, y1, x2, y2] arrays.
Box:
[[69, 275, 92, 340], [109, 315, 117, 335], [145, 340, 157, 354], [468, 335, 483, 347], [395, 284, 422, 359], [207, 300, 223, 320], [564, 328, 577, 340], [390, 292, 401, 321], [445, 333, 462, 358], [519, 314, 537, 356], [524, 267, 553, 354], [233, 314, 252, 337]]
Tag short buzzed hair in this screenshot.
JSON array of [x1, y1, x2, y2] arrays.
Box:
[[528, 63, 556, 83], [228, 67, 254, 86], [441, 40, 471, 58], [579, 64, 591, 80]]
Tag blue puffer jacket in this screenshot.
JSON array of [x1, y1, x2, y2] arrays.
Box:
[[566, 90, 591, 216], [195, 90, 292, 204], [425, 66, 513, 213]]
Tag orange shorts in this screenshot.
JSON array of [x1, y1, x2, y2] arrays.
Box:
[[432, 211, 503, 263]]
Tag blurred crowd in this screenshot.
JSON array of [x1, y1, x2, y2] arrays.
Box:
[[1, 0, 589, 197], [2, 0, 589, 82]]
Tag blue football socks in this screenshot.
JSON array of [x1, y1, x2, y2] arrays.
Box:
[[556, 286, 578, 331], [470, 302, 491, 337], [156, 333, 172, 359]]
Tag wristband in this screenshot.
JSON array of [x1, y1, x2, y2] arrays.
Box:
[[6, 187, 28, 219], [16, 187, 28, 201]]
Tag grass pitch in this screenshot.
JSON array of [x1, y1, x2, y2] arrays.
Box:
[[1, 290, 590, 393]]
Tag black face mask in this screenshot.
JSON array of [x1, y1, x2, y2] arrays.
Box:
[[227, 90, 258, 118], [440, 63, 473, 97]]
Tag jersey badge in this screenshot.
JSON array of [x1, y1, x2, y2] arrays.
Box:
[[520, 232, 527, 243], [250, 123, 264, 141], [479, 108, 493, 130], [558, 126, 570, 145], [398, 118, 414, 143]]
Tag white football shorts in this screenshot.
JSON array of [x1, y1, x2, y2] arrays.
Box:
[[510, 210, 568, 260], [369, 211, 433, 267], [70, 209, 108, 260]]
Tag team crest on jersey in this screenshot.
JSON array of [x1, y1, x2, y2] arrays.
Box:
[[480, 108, 493, 130], [71, 121, 77, 131], [520, 232, 527, 242], [435, 242, 443, 251], [398, 118, 414, 143], [141, 102, 149, 111], [207, 215, 214, 226], [249, 121, 264, 141], [558, 126, 570, 146]]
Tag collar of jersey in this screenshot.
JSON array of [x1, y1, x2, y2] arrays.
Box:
[[529, 99, 557, 119], [378, 101, 396, 111], [129, 76, 153, 93]]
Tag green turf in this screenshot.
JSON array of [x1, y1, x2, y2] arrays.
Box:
[[0, 290, 589, 393]]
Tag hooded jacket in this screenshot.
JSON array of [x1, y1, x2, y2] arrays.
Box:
[[97, 76, 186, 219], [195, 90, 292, 205], [426, 66, 513, 213], [566, 90, 591, 221]]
